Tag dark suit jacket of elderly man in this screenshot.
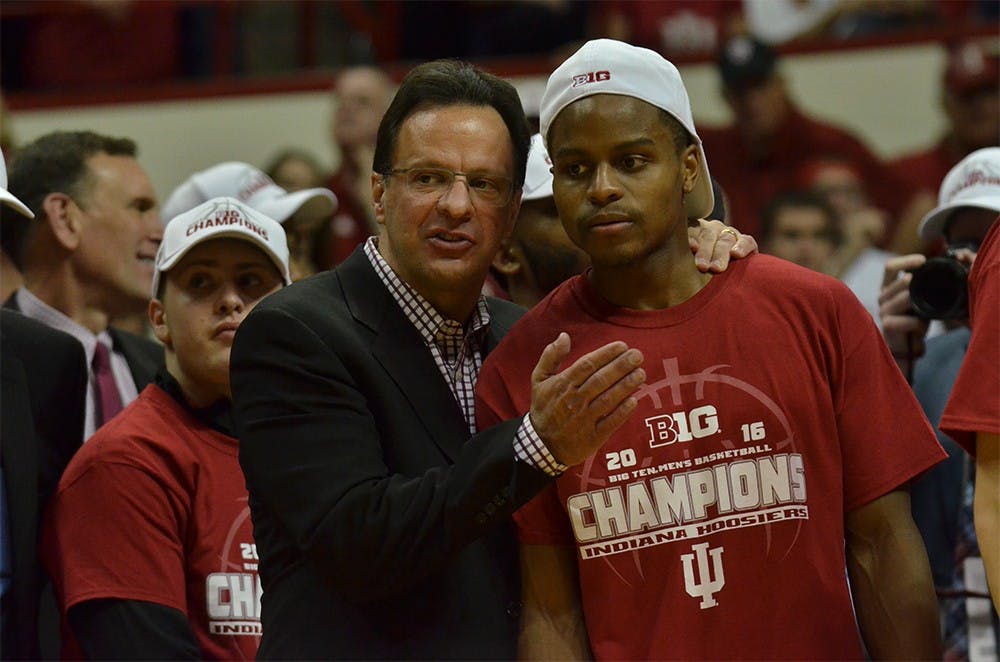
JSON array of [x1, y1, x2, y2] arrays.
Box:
[[1, 310, 87, 660], [230, 247, 552, 660]]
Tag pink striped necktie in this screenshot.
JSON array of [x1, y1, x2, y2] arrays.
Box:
[[92, 341, 124, 427]]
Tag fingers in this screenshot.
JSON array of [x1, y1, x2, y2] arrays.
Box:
[[689, 220, 755, 273], [529, 338, 646, 467], [531, 332, 571, 384], [880, 253, 925, 289]]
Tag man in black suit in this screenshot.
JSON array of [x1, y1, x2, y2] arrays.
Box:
[[0, 152, 88, 660], [231, 60, 752, 659], [2, 131, 163, 439]]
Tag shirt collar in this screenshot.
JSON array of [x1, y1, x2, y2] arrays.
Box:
[[15, 287, 113, 362], [362, 236, 491, 346]]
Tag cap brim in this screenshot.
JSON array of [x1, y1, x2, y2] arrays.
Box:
[[0, 191, 34, 219], [255, 188, 337, 225], [152, 226, 292, 297], [919, 194, 1000, 240]]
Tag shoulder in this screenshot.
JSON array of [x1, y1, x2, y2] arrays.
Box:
[[109, 327, 163, 362], [1, 309, 83, 360], [486, 296, 526, 336], [66, 387, 194, 476], [738, 255, 867, 319]]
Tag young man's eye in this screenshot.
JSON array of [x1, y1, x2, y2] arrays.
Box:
[[621, 156, 647, 171]]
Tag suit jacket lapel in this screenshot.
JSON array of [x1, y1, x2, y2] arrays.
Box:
[[109, 329, 160, 391], [338, 251, 470, 461]]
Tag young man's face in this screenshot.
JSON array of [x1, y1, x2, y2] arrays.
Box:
[[548, 94, 697, 269], [372, 104, 520, 315], [73, 153, 161, 316], [150, 237, 283, 405]]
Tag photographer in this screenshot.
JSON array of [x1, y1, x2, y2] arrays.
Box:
[[878, 147, 1000, 658]]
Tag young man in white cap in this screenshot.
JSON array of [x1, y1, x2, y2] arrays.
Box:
[[161, 161, 336, 280], [476, 39, 944, 660], [41, 197, 290, 659], [879, 146, 1000, 654]]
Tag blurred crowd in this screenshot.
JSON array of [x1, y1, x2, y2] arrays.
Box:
[[0, 4, 998, 661]]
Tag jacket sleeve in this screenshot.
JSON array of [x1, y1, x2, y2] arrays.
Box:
[[231, 304, 550, 603]]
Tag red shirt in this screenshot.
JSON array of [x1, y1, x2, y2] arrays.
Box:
[[940, 218, 1000, 452], [41, 385, 260, 660], [889, 138, 963, 199], [701, 107, 912, 242], [323, 166, 373, 268], [477, 255, 944, 660]]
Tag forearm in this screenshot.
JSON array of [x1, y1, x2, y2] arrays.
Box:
[[518, 544, 593, 661], [69, 599, 199, 660], [974, 434, 1000, 611], [846, 491, 942, 660]]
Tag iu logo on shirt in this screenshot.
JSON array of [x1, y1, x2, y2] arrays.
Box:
[[681, 542, 725, 609]]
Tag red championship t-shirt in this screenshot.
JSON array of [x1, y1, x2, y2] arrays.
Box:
[[940, 218, 1000, 453], [41, 384, 261, 660], [476, 254, 944, 660]]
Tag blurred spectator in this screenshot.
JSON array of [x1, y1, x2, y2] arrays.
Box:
[[880, 147, 1000, 656], [491, 134, 589, 308], [800, 157, 895, 324], [700, 35, 914, 243], [744, 0, 934, 45], [324, 65, 393, 267], [1, 130, 163, 440], [598, 0, 742, 57], [889, 39, 1000, 254], [11, 1, 181, 91], [0, 147, 88, 662], [161, 161, 336, 281], [265, 148, 326, 192], [760, 190, 839, 273]]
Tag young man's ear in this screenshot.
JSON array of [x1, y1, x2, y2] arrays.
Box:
[[149, 298, 172, 349], [41, 193, 82, 251], [682, 145, 699, 194]]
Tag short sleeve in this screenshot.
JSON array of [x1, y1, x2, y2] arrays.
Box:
[[41, 460, 190, 614], [940, 220, 1000, 453], [831, 287, 945, 512]]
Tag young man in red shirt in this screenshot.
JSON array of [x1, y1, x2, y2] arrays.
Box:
[[476, 39, 945, 660], [42, 197, 290, 659]]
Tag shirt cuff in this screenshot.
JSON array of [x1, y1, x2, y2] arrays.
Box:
[[513, 414, 567, 477]]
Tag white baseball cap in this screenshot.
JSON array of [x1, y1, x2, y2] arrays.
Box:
[[919, 147, 1000, 240], [523, 134, 553, 202], [160, 161, 337, 225], [539, 38, 714, 219], [153, 197, 292, 297], [0, 148, 33, 218]]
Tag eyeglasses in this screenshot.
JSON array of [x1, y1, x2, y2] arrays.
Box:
[[383, 167, 515, 207]]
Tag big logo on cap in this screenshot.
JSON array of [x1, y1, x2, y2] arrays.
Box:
[[572, 70, 611, 87]]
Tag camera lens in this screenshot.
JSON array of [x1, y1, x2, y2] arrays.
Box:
[[909, 257, 969, 319]]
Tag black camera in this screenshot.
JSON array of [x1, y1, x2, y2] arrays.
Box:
[[909, 245, 974, 320]]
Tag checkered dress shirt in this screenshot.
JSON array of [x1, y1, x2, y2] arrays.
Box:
[[364, 238, 565, 476]]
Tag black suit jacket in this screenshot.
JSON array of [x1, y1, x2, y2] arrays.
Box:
[[231, 248, 551, 660], [0, 310, 87, 660], [3, 293, 162, 392]]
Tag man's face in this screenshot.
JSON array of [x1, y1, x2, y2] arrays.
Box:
[[511, 197, 590, 297], [945, 206, 997, 266], [724, 76, 788, 143], [372, 104, 520, 312], [945, 86, 1000, 151], [765, 206, 836, 272], [151, 238, 283, 404], [548, 94, 697, 269], [332, 68, 392, 153], [73, 153, 161, 316]]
